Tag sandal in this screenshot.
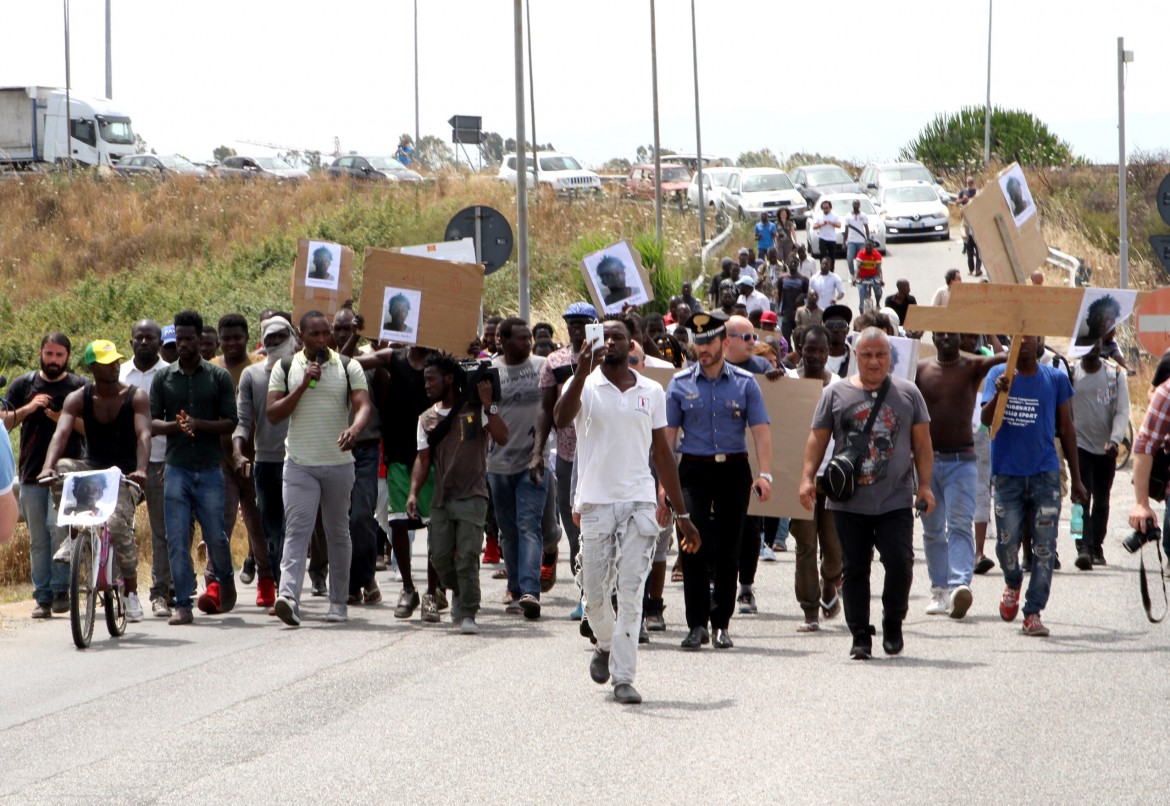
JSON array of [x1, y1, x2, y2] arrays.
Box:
[[671, 563, 684, 583], [492, 568, 508, 579]]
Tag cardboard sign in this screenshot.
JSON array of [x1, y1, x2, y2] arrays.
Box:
[[580, 239, 654, 316], [396, 237, 478, 264], [961, 163, 1048, 284], [641, 367, 819, 520], [292, 239, 354, 324], [903, 284, 1089, 337], [358, 248, 484, 355], [1069, 288, 1138, 358]]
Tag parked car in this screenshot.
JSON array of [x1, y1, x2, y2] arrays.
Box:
[[327, 155, 423, 182], [218, 155, 308, 181], [660, 154, 734, 171], [858, 160, 951, 202], [626, 163, 691, 203], [790, 164, 861, 208], [715, 167, 809, 225], [874, 182, 950, 241], [113, 153, 209, 179], [803, 193, 886, 256], [497, 150, 601, 193], [686, 166, 734, 209]]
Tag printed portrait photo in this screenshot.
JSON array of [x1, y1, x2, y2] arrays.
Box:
[[379, 286, 422, 345], [1070, 288, 1137, 358], [998, 164, 1036, 228], [581, 241, 650, 315], [305, 240, 342, 290], [57, 468, 121, 527]]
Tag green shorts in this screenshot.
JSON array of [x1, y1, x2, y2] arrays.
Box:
[[387, 461, 433, 528]]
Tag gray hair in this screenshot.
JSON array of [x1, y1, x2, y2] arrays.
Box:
[[853, 327, 890, 351]]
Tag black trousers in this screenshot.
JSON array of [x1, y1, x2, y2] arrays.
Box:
[[679, 458, 752, 630], [1077, 449, 1116, 550], [739, 515, 762, 586], [819, 238, 837, 266], [831, 508, 913, 638]]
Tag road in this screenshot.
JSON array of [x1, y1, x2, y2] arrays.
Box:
[[1, 234, 1166, 803]]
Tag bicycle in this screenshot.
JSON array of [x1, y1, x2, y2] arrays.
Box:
[[858, 277, 883, 315], [43, 470, 141, 649]]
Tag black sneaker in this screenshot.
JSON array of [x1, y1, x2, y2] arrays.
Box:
[[639, 619, 649, 644], [974, 555, 996, 575], [850, 626, 876, 660], [518, 594, 541, 620], [589, 649, 610, 684], [643, 597, 666, 631], [881, 619, 904, 655], [1091, 546, 1106, 566], [1074, 541, 1093, 571], [309, 572, 328, 597], [239, 556, 256, 585], [51, 591, 70, 614]]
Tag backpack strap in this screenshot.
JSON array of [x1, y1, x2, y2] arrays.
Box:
[[281, 354, 352, 404]]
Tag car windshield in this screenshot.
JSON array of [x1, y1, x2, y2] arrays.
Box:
[[880, 166, 933, 184], [704, 170, 732, 187], [539, 155, 582, 171], [368, 156, 406, 171], [96, 116, 134, 144], [805, 167, 853, 186], [157, 155, 196, 169], [824, 197, 877, 215], [884, 186, 939, 204], [255, 157, 294, 170], [660, 166, 690, 181], [742, 173, 794, 192]]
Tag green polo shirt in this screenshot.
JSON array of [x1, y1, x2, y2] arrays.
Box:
[[150, 359, 238, 470], [269, 349, 368, 466]]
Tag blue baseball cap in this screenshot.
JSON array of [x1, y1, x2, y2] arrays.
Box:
[[162, 325, 177, 345], [562, 302, 597, 321]]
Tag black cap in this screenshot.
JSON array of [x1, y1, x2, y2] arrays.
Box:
[[685, 310, 728, 343], [823, 304, 854, 324]]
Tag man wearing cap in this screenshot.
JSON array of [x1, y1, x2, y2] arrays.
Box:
[[38, 340, 151, 622], [735, 276, 770, 318], [533, 302, 597, 618], [665, 311, 773, 650], [809, 257, 845, 312], [822, 304, 854, 378], [119, 319, 173, 617], [159, 324, 179, 364]]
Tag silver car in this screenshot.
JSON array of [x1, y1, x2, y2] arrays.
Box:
[[875, 182, 951, 241]]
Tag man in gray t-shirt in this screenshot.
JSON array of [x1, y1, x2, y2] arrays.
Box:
[[486, 318, 549, 619], [800, 328, 934, 660]]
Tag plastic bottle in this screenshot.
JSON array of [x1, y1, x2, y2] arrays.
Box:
[[1070, 503, 1084, 542]]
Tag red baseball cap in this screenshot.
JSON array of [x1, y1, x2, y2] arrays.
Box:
[[760, 311, 778, 324]]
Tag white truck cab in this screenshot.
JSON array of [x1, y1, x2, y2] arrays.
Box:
[[0, 86, 136, 168]]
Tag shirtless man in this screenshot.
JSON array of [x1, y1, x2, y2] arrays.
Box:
[[914, 331, 1005, 618]]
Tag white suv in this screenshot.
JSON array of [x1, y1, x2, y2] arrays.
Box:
[[497, 151, 601, 193], [716, 168, 809, 225]]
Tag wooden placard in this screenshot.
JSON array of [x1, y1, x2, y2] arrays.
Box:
[[358, 248, 485, 355], [961, 162, 1048, 284], [641, 366, 819, 520], [903, 284, 1088, 336], [292, 239, 354, 324], [580, 239, 654, 316]]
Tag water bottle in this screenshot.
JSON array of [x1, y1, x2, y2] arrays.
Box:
[[1070, 503, 1084, 542]]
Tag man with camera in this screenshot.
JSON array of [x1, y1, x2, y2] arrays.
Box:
[[800, 327, 934, 660], [3, 333, 85, 619], [1127, 365, 1170, 557]]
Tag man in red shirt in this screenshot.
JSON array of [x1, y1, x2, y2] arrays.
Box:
[[854, 239, 884, 313]]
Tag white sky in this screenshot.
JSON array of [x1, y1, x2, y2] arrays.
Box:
[[4, 0, 1168, 168]]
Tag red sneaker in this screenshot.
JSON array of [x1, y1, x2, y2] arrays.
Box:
[[483, 535, 501, 565], [999, 586, 1020, 622], [256, 578, 276, 608], [197, 582, 222, 614], [540, 563, 556, 593]]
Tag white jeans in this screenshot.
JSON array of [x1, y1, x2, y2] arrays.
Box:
[[578, 501, 659, 686]]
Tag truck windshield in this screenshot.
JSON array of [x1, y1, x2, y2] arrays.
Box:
[[96, 116, 135, 145]]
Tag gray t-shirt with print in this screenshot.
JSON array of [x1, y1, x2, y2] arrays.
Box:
[[487, 355, 546, 475], [812, 374, 930, 515]]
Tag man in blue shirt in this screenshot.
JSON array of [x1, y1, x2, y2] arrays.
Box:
[[981, 335, 1087, 637], [755, 213, 778, 260], [0, 422, 17, 545], [664, 311, 773, 651]]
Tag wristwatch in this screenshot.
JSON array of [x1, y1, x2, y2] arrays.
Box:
[[759, 473, 773, 483], [487, 404, 500, 415]]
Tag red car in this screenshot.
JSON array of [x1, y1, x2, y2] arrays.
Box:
[[626, 163, 692, 203]]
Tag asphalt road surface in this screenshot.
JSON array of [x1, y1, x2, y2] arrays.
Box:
[[2, 235, 1166, 803]]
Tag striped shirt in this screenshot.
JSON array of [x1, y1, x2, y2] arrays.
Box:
[[1134, 379, 1170, 455], [269, 350, 368, 466]]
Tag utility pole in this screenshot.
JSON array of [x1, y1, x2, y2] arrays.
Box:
[[1118, 37, 1134, 289], [64, 0, 72, 170], [413, 0, 420, 151], [526, 0, 538, 189], [983, 0, 992, 165], [105, 0, 112, 98], [690, 0, 705, 248], [650, 0, 663, 242], [513, 0, 530, 320]]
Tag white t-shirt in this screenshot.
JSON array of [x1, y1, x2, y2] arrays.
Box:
[[816, 373, 845, 474], [569, 368, 667, 507], [738, 264, 758, 282], [814, 212, 841, 240], [845, 212, 870, 244], [931, 285, 951, 306], [737, 290, 771, 317], [799, 257, 818, 279], [120, 357, 170, 463], [809, 272, 845, 310]]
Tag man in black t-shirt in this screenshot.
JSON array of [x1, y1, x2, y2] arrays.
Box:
[[2, 333, 85, 619], [884, 280, 918, 330]]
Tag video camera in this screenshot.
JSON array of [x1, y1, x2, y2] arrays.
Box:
[[458, 359, 501, 405], [1122, 518, 1161, 554]]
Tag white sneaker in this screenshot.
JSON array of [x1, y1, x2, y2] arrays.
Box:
[[325, 603, 348, 623], [151, 597, 171, 618], [925, 587, 948, 615], [760, 544, 777, 562], [53, 535, 75, 565], [949, 584, 973, 619], [125, 592, 144, 622], [459, 617, 479, 635]]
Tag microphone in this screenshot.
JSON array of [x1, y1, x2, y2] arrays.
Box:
[[308, 349, 327, 388]]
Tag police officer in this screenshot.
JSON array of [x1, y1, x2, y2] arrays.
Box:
[[664, 311, 773, 650]]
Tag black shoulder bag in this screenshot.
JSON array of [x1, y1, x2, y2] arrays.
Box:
[[821, 377, 890, 503]]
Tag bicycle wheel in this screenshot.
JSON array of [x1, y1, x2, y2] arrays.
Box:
[[105, 555, 126, 638], [69, 531, 97, 649]]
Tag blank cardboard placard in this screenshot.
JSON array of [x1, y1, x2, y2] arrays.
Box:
[[358, 248, 484, 355], [581, 239, 654, 316], [292, 239, 354, 324], [903, 284, 1088, 336], [641, 367, 818, 520], [395, 238, 478, 263], [961, 162, 1047, 284]]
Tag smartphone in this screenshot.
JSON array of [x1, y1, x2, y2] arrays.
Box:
[[584, 323, 604, 351]]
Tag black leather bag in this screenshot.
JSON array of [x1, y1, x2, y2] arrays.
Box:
[[821, 377, 890, 503]]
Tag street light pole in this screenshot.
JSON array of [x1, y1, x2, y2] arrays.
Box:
[[690, 0, 705, 249], [64, 0, 72, 170], [650, 0, 663, 243], [1118, 37, 1133, 289], [983, 0, 992, 165], [104, 0, 112, 98], [513, 0, 531, 320], [526, 0, 538, 190], [413, 0, 420, 151]]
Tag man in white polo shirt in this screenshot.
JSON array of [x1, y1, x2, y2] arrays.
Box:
[[554, 319, 699, 705], [267, 310, 372, 626]]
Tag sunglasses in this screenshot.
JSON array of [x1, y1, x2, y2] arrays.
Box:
[[733, 333, 758, 342]]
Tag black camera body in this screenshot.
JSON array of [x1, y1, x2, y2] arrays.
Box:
[[459, 359, 501, 404], [1122, 518, 1161, 554]]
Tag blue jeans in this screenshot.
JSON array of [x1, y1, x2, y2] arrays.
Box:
[[488, 469, 548, 600], [845, 241, 864, 278], [921, 455, 977, 588], [347, 443, 380, 595], [164, 465, 233, 609], [254, 460, 285, 586], [993, 470, 1061, 616], [22, 483, 68, 606]]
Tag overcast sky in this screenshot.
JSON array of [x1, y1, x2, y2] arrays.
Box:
[[4, 0, 1168, 169]]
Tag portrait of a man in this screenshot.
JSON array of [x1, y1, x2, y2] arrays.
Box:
[[57, 469, 121, 526], [997, 165, 1036, 227], [1070, 288, 1136, 357], [378, 287, 422, 345], [305, 241, 342, 290], [581, 240, 651, 315]]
